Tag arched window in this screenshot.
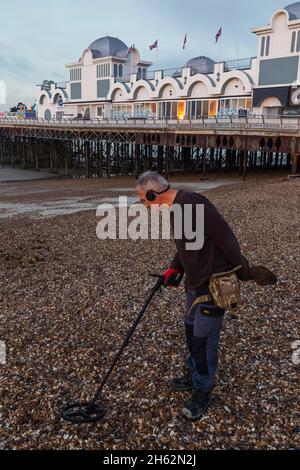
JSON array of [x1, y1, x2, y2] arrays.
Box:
[[44, 109, 52, 120], [261, 36, 265, 57], [53, 94, 62, 104], [84, 108, 90, 120], [297, 31, 300, 52], [119, 65, 123, 78], [114, 64, 118, 77], [265, 36, 270, 56], [291, 31, 296, 53]]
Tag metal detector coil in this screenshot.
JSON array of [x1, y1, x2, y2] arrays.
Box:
[[61, 402, 106, 424]]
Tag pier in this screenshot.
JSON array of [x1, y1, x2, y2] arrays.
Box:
[[0, 117, 299, 178]]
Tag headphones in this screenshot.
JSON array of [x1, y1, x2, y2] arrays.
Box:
[[146, 185, 171, 202]]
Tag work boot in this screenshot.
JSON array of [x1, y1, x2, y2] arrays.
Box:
[[170, 371, 194, 392], [182, 389, 213, 420]]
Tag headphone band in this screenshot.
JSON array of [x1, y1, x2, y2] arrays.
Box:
[[155, 185, 171, 196], [146, 185, 171, 202]]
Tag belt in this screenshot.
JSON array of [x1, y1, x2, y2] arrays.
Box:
[[188, 294, 212, 316]]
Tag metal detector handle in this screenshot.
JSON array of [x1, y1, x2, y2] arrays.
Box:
[[169, 272, 184, 288], [149, 274, 164, 292], [150, 272, 184, 288]]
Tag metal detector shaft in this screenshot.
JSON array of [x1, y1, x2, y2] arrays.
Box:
[[91, 276, 163, 404]]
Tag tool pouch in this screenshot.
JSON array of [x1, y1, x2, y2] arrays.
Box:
[[209, 265, 243, 315]]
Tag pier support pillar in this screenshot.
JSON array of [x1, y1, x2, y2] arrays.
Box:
[[291, 153, 299, 175], [135, 144, 141, 179], [157, 145, 164, 174]]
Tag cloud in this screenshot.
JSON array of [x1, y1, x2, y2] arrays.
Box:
[[0, 0, 288, 110]]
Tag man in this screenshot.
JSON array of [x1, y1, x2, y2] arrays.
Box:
[[136, 171, 276, 421]]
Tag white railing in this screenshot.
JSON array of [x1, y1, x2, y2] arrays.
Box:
[[0, 115, 300, 131]]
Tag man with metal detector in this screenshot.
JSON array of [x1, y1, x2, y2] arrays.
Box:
[[136, 171, 277, 421]]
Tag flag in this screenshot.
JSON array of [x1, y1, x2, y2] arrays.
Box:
[[126, 45, 134, 57], [149, 40, 158, 51], [215, 27, 222, 43], [183, 33, 187, 50]]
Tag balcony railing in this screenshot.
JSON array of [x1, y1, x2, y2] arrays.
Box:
[[224, 57, 254, 71], [55, 82, 67, 89], [1, 115, 300, 132], [114, 58, 254, 84], [114, 67, 181, 84]]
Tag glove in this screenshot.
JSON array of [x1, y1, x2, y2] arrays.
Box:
[[162, 268, 183, 287]]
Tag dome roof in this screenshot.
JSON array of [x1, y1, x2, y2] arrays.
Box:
[[88, 36, 128, 59], [186, 56, 215, 74], [284, 2, 300, 20]]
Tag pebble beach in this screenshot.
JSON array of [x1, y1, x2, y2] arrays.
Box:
[[0, 173, 299, 450]]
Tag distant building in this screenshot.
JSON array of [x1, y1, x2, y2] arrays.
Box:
[[37, 2, 300, 120]]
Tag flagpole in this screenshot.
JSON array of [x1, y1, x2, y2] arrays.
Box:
[[233, 32, 240, 68], [156, 41, 159, 70], [183, 33, 188, 68], [217, 27, 222, 74]]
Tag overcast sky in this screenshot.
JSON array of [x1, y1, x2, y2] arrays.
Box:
[[0, 0, 289, 110]]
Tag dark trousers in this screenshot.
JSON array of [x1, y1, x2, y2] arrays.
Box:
[[185, 286, 225, 393]]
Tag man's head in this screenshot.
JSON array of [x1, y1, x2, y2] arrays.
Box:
[[136, 171, 176, 208]]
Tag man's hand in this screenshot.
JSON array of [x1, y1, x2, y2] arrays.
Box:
[[162, 268, 183, 287]]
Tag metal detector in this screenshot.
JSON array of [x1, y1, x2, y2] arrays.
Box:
[[60, 272, 183, 424]]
